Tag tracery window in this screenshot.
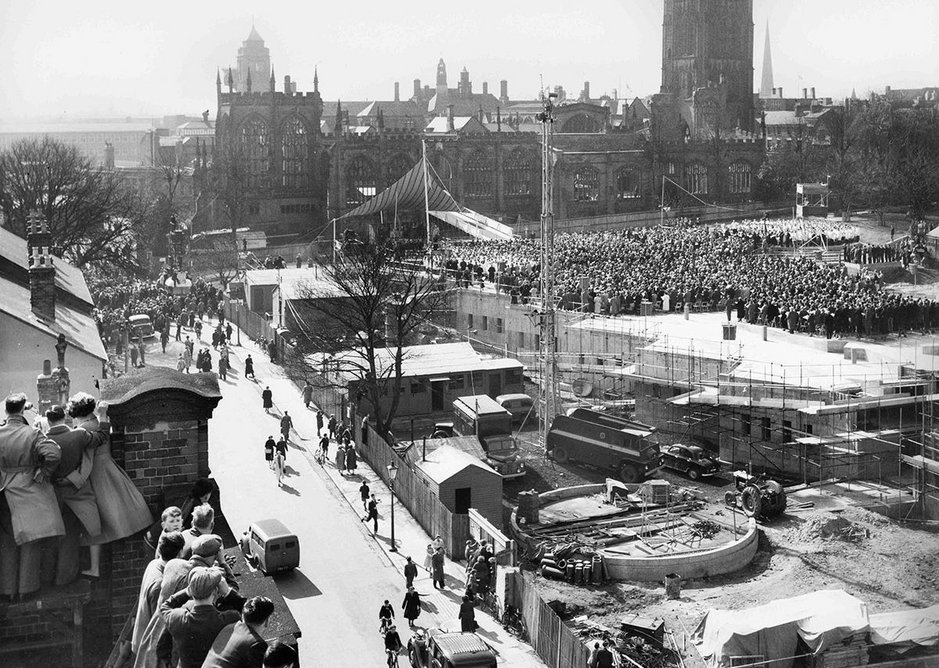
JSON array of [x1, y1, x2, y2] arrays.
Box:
[[685, 163, 708, 195], [345, 157, 376, 206], [386, 154, 413, 183], [504, 150, 534, 196], [572, 165, 600, 201], [240, 119, 268, 189], [281, 117, 309, 188], [728, 161, 751, 194], [615, 168, 641, 199], [463, 152, 492, 198]]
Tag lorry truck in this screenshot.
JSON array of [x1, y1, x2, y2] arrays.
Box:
[[546, 408, 662, 483], [432, 394, 526, 479]]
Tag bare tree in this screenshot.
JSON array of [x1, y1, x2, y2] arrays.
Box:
[[192, 237, 240, 290], [294, 228, 447, 439], [0, 137, 143, 271]]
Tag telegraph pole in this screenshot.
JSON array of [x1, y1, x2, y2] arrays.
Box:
[[538, 92, 559, 454]]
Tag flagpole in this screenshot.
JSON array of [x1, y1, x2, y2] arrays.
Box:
[[422, 138, 431, 248]]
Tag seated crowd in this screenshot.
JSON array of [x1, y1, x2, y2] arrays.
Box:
[[440, 219, 935, 338]]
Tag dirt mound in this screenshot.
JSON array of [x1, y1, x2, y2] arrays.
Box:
[[801, 514, 867, 542]]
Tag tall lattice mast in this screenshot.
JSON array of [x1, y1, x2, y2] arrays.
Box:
[[538, 92, 559, 453]]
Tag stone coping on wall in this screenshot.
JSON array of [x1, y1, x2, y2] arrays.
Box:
[[512, 483, 760, 582]]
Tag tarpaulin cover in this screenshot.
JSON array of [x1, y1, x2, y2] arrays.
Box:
[[869, 605, 939, 652], [428, 210, 514, 241], [692, 590, 869, 668]]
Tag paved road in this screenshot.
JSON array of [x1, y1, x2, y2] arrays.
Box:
[[190, 327, 545, 667]]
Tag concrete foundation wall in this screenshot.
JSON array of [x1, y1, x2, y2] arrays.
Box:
[[602, 519, 760, 582]]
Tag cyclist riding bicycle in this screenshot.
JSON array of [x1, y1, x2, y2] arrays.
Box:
[[378, 599, 395, 635], [383, 624, 403, 667]]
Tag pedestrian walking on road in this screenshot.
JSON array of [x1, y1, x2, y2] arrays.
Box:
[[344, 443, 357, 474], [195, 319, 203, 340], [176, 352, 186, 373], [302, 381, 313, 409], [262, 386, 273, 413], [275, 437, 288, 460], [335, 442, 346, 474], [431, 547, 445, 590], [316, 410, 324, 434], [403, 556, 418, 589], [160, 328, 169, 353], [318, 434, 329, 462], [218, 354, 228, 381], [176, 317, 183, 341], [362, 494, 379, 533], [264, 436, 275, 470], [273, 447, 286, 487], [402, 587, 421, 628], [279, 412, 293, 442], [244, 355, 255, 379], [359, 479, 370, 510]]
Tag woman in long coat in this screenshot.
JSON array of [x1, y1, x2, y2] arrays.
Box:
[[334, 443, 346, 474], [344, 444, 357, 474], [458, 595, 477, 632], [402, 586, 421, 627], [70, 393, 152, 577], [262, 386, 273, 412]]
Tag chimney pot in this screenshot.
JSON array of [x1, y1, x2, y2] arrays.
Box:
[[394, 81, 400, 102], [483, 82, 488, 95], [803, 87, 808, 99], [810, 86, 816, 99], [500, 79, 508, 101]]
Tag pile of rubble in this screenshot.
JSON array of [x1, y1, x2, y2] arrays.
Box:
[[571, 616, 681, 668], [799, 514, 868, 543]]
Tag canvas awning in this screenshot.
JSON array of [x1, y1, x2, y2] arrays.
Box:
[[339, 157, 513, 240], [339, 157, 459, 220], [429, 210, 514, 241]]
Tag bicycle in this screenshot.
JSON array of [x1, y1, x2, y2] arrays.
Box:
[[386, 648, 400, 668], [480, 586, 500, 619], [501, 604, 527, 641]]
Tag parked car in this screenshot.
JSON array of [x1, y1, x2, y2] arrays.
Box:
[[408, 629, 497, 668], [659, 443, 721, 480], [495, 393, 536, 424], [129, 314, 155, 339]]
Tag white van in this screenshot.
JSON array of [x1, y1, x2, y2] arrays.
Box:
[[496, 393, 535, 424]]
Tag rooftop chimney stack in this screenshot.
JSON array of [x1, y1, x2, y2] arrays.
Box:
[[284, 75, 292, 95], [482, 82, 488, 95], [811, 86, 816, 99], [583, 81, 591, 101], [394, 81, 400, 102], [414, 79, 421, 99], [803, 88, 808, 99], [778, 87, 783, 98], [27, 211, 56, 322], [500, 80, 508, 103]]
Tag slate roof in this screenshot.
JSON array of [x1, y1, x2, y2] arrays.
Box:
[[0, 225, 94, 308]]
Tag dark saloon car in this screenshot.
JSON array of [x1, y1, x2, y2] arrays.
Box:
[[659, 443, 721, 480]]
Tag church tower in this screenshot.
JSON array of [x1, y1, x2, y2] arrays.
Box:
[[436, 58, 448, 98], [759, 21, 774, 98], [236, 25, 271, 92], [661, 0, 754, 132]]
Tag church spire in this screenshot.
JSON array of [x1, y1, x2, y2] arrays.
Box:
[[335, 99, 343, 135], [759, 21, 774, 98], [313, 67, 319, 93], [270, 65, 276, 93], [227, 67, 234, 93], [216, 67, 222, 95]]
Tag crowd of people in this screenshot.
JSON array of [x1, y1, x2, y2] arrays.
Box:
[[843, 235, 926, 268], [440, 218, 936, 338]]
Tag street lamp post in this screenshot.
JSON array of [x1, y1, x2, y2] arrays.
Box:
[[387, 461, 398, 552]]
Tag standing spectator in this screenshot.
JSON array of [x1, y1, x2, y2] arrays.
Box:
[[302, 381, 313, 409], [295, 254, 302, 269], [318, 433, 330, 461], [267, 339, 277, 363], [402, 586, 421, 628], [195, 320, 203, 340], [279, 412, 293, 442], [176, 316, 183, 341], [403, 556, 418, 589], [361, 493, 378, 533], [159, 566, 241, 668], [431, 547, 445, 590], [594, 640, 615, 668], [244, 355, 255, 379], [131, 532, 185, 657], [130, 341, 139, 367], [264, 436, 276, 470], [459, 594, 476, 632], [359, 479, 370, 511], [263, 642, 298, 668], [335, 442, 346, 474], [160, 328, 169, 354], [316, 409, 324, 434], [344, 443, 357, 474], [423, 543, 434, 574], [327, 414, 337, 439], [262, 386, 273, 414], [176, 352, 186, 373], [225, 322, 233, 342], [202, 596, 275, 668]]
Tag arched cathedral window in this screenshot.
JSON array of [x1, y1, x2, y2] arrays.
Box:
[[463, 152, 492, 198], [281, 118, 309, 188], [346, 157, 376, 206], [573, 165, 600, 201], [728, 161, 751, 194], [685, 163, 708, 195], [504, 151, 534, 196], [240, 119, 268, 189]]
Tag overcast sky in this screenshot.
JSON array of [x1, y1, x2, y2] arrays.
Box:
[[0, 0, 936, 121]]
